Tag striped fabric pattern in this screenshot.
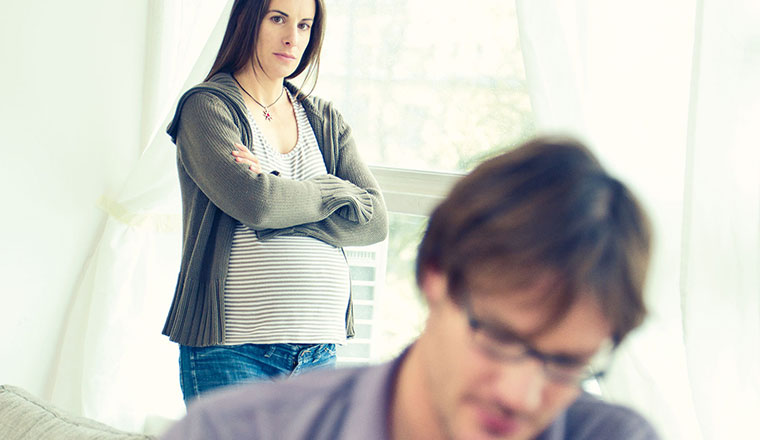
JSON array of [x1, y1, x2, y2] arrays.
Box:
[[223, 90, 350, 345]]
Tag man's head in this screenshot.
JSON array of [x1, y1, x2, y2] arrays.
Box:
[[413, 136, 652, 439]]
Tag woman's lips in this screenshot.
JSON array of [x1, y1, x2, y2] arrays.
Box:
[[274, 52, 296, 61]]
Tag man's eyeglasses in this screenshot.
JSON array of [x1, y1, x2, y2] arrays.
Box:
[[463, 298, 614, 387]]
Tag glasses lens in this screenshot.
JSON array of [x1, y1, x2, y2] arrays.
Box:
[[465, 295, 614, 387], [544, 342, 614, 385], [471, 328, 527, 360]]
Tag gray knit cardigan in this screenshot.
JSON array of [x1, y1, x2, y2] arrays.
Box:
[[162, 73, 388, 347]]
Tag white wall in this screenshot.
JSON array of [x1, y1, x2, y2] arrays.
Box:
[[0, 0, 149, 396]]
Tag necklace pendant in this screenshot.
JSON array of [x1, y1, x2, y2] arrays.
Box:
[[263, 108, 272, 121]]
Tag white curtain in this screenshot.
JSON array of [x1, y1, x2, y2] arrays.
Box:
[[46, 0, 231, 433], [42, 0, 759, 437], [680, 0, 760, 438], [516, 1, 760, 439]]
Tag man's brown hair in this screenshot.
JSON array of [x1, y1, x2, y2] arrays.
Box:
[[416, 136, 652, 344]]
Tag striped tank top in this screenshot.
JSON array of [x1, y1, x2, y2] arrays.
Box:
[[223, 89, 350, 345]]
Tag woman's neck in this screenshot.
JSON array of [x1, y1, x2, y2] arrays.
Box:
[[234, 65, 284, 104]]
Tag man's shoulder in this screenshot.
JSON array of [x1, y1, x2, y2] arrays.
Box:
[[194, 364, 364, 415], [163, 363, 392, 440], [560, 393, 660, 440]]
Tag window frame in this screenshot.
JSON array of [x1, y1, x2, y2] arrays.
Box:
[[369, 165, 462, 216]]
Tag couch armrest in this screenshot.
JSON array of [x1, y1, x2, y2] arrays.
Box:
[[0, 385, 156, 440]]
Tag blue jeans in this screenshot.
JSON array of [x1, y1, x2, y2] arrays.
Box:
[[178, 343, 336, 405]]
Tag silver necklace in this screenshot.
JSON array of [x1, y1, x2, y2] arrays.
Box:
[[233, 75, 284, 122]]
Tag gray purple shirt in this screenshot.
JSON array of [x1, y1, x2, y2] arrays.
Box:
[[161, 353, 660, 440]]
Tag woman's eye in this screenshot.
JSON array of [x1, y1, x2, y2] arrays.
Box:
[[271, 15, 284, 24], [298, 22, 311, 31]]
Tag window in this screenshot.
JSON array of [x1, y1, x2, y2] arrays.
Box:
[[318, 0, 535, 364], [339, 212, 429, 366], [316, 0, 535, 172]]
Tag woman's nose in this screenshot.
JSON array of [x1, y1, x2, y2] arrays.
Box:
[[283, 26, 297, 46]]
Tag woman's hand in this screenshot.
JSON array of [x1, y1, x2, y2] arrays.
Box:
[[231, 143, 262, 174]]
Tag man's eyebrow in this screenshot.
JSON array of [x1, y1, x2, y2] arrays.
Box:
[[481, 318, 528, 343], [545, 348, 596, 362], [483, 319, 600, 360]]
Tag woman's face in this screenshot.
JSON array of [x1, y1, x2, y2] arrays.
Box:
[[254, 0, 316, 80]]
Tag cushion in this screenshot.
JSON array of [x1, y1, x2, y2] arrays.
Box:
[[0, 385, 155, 440]]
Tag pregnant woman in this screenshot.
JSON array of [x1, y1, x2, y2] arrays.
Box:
[[162, 0, 388, 404]]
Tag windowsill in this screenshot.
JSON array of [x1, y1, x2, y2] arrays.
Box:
[[369, 166, 462, 216]]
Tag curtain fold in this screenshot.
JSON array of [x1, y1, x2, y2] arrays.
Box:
[[680, 0, 760, 438], [516, 0, 759, 439], [515, 0, 587, 137], [46, 0, 232, 433]]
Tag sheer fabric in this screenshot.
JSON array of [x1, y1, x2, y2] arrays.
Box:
[[47, 0, 231, 433], [516, 1, 760, 438]]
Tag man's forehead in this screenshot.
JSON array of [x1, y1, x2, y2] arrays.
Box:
[[464, 274, 612, 348], [465, 268, 565, 310]]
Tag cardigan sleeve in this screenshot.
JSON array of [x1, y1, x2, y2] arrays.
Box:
[[174, 91, 376, 230], [256, 105, 389, 247]]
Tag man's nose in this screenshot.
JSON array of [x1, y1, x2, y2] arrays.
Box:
[[492, 357, 546, 413]]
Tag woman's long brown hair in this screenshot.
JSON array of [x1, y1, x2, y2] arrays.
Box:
[[205, 0, 325, 98]]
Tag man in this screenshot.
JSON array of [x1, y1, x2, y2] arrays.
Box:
[[162, 136, 659, 439]]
